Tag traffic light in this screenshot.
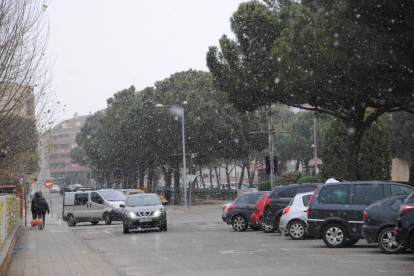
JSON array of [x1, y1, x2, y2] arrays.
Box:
[[265, 156, 277, 174]]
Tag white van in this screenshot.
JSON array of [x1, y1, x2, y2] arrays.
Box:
[[62, 190, 126, 226]]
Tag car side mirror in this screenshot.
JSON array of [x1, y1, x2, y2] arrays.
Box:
[[162, 201, 168, 206]]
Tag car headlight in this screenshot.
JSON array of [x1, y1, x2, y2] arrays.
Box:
[[153, 209, 163, 217], [112, 204, 120, 210], [128, 212, 136, 218]]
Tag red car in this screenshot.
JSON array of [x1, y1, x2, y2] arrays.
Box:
[[251, 193, 270, 226]]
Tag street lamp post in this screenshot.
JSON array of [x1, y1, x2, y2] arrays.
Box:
[[155, 101, 189, 208]]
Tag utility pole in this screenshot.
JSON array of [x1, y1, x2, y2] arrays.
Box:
[[250, 105, 290, 190], [313, 113, 318, 176]]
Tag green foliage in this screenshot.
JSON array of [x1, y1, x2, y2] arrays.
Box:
[[321, 117, 392, 181], [274, 172, 303, 186], [258, 180, 271, 191], [321, 118, 347, 179], [297, 176, 317, 183], [357, 119, 392, 181], [383, 112, 414, 182], [206, 1, 289, 111]]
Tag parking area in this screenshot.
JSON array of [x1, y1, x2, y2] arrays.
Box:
[[46, 191, 413, 276]]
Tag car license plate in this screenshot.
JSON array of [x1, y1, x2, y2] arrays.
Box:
[[139, 218, 151, 222]]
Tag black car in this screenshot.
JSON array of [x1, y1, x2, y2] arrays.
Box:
[[223, 192, 268, 232], [395, 191, 414, 254], [307, 181, 413, 248], [362, 194, 408, 254], [261, 183, 319, 233], [122, 193, 167, 234]]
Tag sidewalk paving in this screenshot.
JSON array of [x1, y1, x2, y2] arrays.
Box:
[[7, 211, 121, 276]]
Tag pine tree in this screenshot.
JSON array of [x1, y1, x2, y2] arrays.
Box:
[[321, 117, 392, 181]]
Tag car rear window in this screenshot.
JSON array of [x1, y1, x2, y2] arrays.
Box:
[[352, 184, 384, 205], [390, 184, 413, 196], [318, 184, 349, 204], [246, 194, 263, 204], [302, 195, 312, 207], [279, 187, 297, 198], [390, 198, 405, 211]]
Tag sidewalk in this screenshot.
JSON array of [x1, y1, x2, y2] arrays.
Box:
[[7, 211, 121, 276]]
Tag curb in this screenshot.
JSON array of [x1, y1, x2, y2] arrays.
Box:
[[0, 220, 23, 276]]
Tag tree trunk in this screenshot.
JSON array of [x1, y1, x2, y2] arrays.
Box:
[[246, 160, 254, 188], [409, 140, 414, 183], [304, 160, 309, 176], [173, 164, 181, 205], [147, 166, 154, 193], [199, 166, 205, 190], [225, 163, 231, 190], [295, 160, 300, 172], [342, 122, 364, 181], [214, 166, 221, 189], [138, 165, 145, 190], [238, 164, 245, 189], [209, 167, 213, 189]]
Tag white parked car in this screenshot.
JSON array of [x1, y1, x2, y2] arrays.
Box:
[[279, 192, 314, 240], [50, 185, 60, 193]]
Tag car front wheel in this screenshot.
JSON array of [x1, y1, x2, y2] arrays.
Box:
[[322, 223, 348, 248], [123, 224, 129, 234], [378, 227, 404, 254], [67, 215, 76, 227], [288, 221, 306, 240], [261, 221, 275, 233], [232, 215, 248, 232], [104, 213, 112, 225]]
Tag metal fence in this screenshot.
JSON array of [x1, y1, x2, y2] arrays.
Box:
[[0, 195, 20, 247], [156, 188, 238, 201]]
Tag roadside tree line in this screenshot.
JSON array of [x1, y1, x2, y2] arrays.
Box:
[[207, 0, 414, 182]]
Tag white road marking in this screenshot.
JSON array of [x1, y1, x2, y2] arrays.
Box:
[[339, 261, 413, 264]]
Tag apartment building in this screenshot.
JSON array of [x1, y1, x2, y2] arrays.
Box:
[[41, 112, 92, 185]]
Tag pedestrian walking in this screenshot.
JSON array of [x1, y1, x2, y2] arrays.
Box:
[[37, 191, 49, 229], [31, 192, 40, 220]]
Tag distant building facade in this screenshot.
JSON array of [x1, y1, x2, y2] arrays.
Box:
[[39, 112, 92, 185]]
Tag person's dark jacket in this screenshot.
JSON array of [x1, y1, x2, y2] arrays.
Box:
[[31, 197, 39, 214], [37, 197, 49, 214]]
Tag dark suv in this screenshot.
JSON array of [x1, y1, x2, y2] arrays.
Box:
[[261, 183, 319, 233], [395, 191, 414, 254], [307, 181, 413, 248]]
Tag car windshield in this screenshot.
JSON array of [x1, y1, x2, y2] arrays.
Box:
[[126, 195, 161, 207], [98, 191, 126, 201]]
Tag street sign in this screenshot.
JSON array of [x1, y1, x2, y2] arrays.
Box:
[[44, 179, 53, 189]]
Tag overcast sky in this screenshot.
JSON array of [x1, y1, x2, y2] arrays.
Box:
[[47, 0, 246, 121]]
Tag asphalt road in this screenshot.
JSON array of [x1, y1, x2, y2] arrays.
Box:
[[46, 190, 414, 276]]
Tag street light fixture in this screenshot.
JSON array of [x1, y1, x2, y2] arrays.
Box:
[[155, 101, 189, 207]]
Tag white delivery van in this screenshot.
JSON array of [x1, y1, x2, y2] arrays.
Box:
[[62, 190, 126, 227]]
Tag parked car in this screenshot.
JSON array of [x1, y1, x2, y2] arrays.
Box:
[[59, 187, 75, 196], [307, 181, 414, 248], [122, 193, 167, 234], [133, 189, 169, 205], [395, 191, 414, 254], [279, 192, 313, 240], [63, 190, 126, 226], [120, 189, 135, 195], [50, 185, 60, 193], [125, 190, 145, 196], [261, 183, 319, 233], [250, 193, 270, 228], [222, 192, 268, 231], [69, 184, 84, 191], [362, 194, 408, 254]]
